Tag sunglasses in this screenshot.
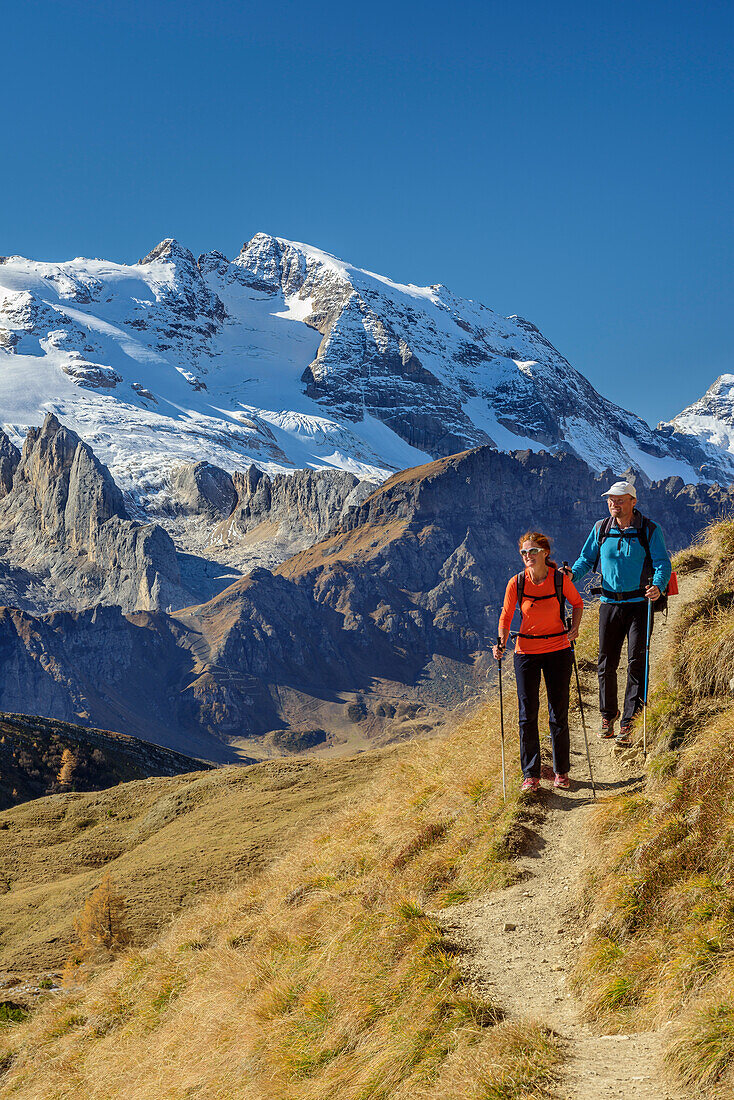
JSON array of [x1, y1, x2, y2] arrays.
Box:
[[520, 548, 543, 557]]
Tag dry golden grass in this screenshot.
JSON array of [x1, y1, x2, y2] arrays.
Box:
[[0, 688, 564, 1100], [0, 752, 383, 977], [572, 518, 734, 1097]]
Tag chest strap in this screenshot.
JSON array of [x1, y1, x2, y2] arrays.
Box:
[[514, 566, 568, 638]]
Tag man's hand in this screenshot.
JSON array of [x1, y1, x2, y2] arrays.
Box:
[[560, 565, 573, 577], [645, 584, 661, 601], [492, 644, 505, 661]]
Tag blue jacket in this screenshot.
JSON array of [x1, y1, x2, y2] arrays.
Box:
[[572, 511, 671, 603]]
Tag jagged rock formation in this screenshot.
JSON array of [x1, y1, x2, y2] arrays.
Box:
[[162, 461, 376, 574], [0, 711, 211, 810], [0, 432, 20, 496], [0, 414, 188, 613], [1, 234, 731, 521], [1, 445, 731, 759], [210, 465, 375, 560], [170, 461, 238, 520]]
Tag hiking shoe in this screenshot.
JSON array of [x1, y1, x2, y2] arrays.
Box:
[[553, 773, 570, 789], [615, 723, 633, 747], [600, 711, 620, 739], [521, 777, 540, 793]]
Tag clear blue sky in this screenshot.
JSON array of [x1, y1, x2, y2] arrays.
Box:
[[3, 0, 732, 425]]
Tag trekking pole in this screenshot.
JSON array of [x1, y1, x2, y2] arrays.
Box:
[[496, 635, 507, 803], [643, 598, 653, 760], [563, 563, 596, 799]]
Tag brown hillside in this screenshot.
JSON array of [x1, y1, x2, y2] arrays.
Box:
[[0, 749, 385, 979]]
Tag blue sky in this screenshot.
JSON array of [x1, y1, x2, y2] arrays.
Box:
[[3, 0, 732, 425]]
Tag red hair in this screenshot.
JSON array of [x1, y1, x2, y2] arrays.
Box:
[[518, 530, 557, 569]]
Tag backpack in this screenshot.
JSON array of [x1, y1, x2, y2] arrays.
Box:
[[591, 510, 669, 612], [513, 566, 568, 639]]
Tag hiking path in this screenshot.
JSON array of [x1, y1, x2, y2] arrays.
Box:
[[440, 581, 700, 1099]]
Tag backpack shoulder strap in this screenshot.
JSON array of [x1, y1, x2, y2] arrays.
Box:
[[636, 514, 655, 550], [593, 516, 614, 573], [515, 571, 525, 607], [553, 566, 566, 623], [635, 513, 656, 585]]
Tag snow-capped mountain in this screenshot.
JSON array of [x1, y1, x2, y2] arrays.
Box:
[[657, 375, 734, 482], [0, 234, 731, 516]]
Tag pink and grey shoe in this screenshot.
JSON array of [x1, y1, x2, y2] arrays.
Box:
[[615, 723, 633, 747], [521, 777, 540, 793], [553, 773, 570, 789], [600, 711, 620, 738]]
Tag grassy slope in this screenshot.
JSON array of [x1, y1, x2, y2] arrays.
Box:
[[0, 712, 211, 811], [0, 688, 564, 1100], [0, 753, 384, 977], [572, 519, 734, 1098]]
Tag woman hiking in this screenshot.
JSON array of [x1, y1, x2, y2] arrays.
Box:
[[492, 531, 584, 792]]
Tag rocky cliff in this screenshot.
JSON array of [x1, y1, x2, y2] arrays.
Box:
[[0, 414, 189, 614], [208, 465, 375, 565]]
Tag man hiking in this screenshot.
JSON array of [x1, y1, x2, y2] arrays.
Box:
[[568, 480, 671, 746]]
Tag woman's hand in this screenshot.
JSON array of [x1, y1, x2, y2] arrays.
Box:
[[492, 644, 505, 661], [566, 625, 579, 644]]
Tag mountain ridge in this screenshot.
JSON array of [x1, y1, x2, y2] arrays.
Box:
[[0, 711, 212, 811], [0, 419, 730, 762], [1, 233, 731, 522]]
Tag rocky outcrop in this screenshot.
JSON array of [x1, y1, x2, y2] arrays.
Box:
[[213, 465, 375, 548], [0, 415, 188, 613], [170, 461, 238, 520], [0, 431, 20, 496], [164, 462, 375, 575]]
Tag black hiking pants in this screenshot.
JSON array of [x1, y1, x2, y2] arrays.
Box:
[[598, 602, 652, 725], [514, 648, 572, 778]]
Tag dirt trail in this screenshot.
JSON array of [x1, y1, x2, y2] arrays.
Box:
[[442, 582, 701, 1099]]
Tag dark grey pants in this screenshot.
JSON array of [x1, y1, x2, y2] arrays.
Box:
[[598, 602, 651, 724], [514, 648, 572, 778]]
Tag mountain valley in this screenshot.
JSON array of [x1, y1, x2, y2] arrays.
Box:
[[0, 412, 730, 766]]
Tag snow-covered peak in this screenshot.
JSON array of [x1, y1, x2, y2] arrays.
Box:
[[0, 233, 731, 522], [673, 374, 734, 431], [657, 375, 734, 483], [138, 237, 198, 268]]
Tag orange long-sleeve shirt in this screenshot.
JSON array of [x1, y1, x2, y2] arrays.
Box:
[[499, 567, 583, 655]]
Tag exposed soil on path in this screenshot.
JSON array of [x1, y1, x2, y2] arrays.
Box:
[[440, 581, 701, 1099]]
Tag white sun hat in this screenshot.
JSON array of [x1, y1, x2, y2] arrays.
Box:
[[601, 480, 637, 498]]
